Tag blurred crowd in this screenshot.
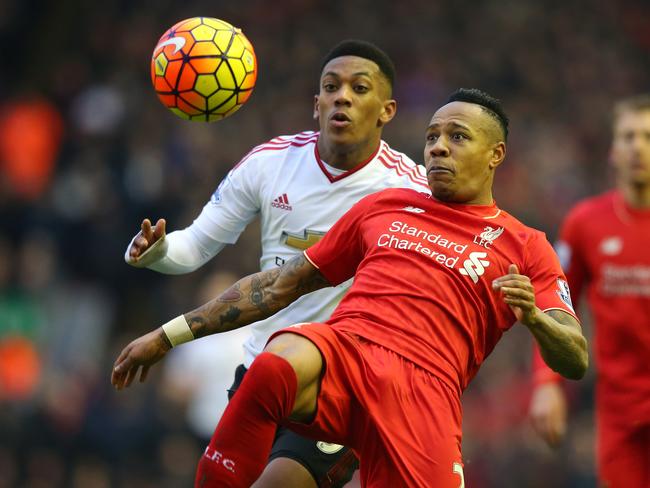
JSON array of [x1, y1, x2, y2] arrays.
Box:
[[1, 0, 649, 486]]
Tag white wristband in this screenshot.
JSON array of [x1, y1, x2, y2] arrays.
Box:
[[161, 315, 194, 347]]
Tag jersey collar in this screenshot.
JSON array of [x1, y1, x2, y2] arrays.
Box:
[[313, 136, 381, 183]]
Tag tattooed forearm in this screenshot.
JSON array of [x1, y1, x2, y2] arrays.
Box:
[[220, 306, 242, 327], [219, 283, 242, 302], [183, 254, 330, 337]]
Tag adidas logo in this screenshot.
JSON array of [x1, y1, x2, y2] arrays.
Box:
[[271, 193, 292, 211]]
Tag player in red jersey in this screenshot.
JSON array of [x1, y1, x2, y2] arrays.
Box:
[[112, 89, 588, 487], [529, 95, 650, 488]]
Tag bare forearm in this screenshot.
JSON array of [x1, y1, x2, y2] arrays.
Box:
[[526, 310, 588, 380], [183, 255, 329, 338]]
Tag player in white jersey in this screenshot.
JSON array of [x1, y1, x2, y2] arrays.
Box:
[[122, 40, 428, 488]]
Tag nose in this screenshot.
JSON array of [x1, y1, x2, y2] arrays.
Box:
[[429, 137, 450, 158], [334, 85, 352, 106]]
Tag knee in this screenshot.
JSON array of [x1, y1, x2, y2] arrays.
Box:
[[264, 333, 323, 390]]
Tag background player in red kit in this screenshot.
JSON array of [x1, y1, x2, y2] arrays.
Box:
[[112, 89, 588, 487], [529, 95, 650, 488]]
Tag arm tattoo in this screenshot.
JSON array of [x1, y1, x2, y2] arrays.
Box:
[[184, 254, 329, 337], [219, 283, 242, 302]]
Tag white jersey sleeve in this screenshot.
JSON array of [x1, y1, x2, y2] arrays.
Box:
[[125, 146, 265, 274]]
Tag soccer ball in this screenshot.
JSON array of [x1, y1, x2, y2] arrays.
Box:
[[151, 17, 257, 122]]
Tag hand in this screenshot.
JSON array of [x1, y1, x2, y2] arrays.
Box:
[[492, 264, 539, 325], [111, 328, 172, 390], [128, 218, 166, 262], [529, 382, 567, 447]]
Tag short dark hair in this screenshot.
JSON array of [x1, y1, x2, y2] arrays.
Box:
[[320, 39, 395, 91], [613, 94, 650, 122], [446, 88, 509, 140]]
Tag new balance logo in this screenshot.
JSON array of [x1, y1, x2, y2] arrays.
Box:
[[271, 193, 292, 211], [402, 206, 425, 213], [459, 251, 490, 283]]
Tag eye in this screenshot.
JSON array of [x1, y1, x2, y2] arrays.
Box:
[[323, 83, 338, 92], [426, 133, 438, 142], [452, 133, 468, 141], [354, 85, 369, 93]]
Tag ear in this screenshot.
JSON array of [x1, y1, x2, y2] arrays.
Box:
[[313, 95, 320, 121], [488, 141, 506, 169], [378, 99, 397, 127]]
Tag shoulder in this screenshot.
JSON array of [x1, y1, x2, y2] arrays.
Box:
[[231, 131, 319, 172], [375, 142, 429, 190], [565, 191, 616, 222]]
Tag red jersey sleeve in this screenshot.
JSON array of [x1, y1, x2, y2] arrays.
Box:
[[527, 229, 580, 385], [524, 231, 578, 318], [555, 206, 589, 310], [304, 192, 378, 286]]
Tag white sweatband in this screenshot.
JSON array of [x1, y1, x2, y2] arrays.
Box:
[[161, 315, 195, 347], [125, 233, 169, 268]]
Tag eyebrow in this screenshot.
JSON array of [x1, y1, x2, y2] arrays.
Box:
[[322, 71, 373, 79], [426, 121, 473, 132]]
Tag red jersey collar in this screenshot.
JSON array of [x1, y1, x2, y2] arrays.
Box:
[[313, 135, 381, 183], [430, 196, 502, 219]]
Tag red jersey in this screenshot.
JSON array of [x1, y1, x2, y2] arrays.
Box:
[[305, 188, 575, 396], [534, 190, 650, 423]]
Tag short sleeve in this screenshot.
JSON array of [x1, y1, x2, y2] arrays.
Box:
[[304, 193, 379, 286], [524, 231, 578, 320], [554, 206, 589, 309]]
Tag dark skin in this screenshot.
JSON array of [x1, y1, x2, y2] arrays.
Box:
[[112, 103, 588, 488], [113, 101, 588, 394], [127, 55, 396, 263]]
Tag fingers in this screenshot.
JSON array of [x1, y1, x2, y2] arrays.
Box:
[[141, 218, 153, 241], [140, 365, 151, 383], [153, 219, 166, 240], [508, 263, 519, 274]]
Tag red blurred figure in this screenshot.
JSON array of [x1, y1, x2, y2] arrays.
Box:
[[530, 94, 650, 488]]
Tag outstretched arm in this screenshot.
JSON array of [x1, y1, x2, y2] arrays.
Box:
[[111, 254, 329, 389], [493, 264, 588, 380]]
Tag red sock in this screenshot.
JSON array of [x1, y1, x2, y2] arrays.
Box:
[[195, 352, 298, 488]]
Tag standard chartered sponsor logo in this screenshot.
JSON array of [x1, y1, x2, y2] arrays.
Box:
[[601, 263, 650, 295], [377, 220, 495, 283], [458, 252, 490, 284]]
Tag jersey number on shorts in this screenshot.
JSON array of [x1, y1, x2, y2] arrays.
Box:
[[453, 462, 465, 488]]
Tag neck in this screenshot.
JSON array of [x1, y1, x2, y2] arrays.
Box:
[[317, 134, 381, 171], [619, 181, 650, 208]]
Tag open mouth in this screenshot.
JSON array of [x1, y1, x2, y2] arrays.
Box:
[[330, 112, 352, 127]]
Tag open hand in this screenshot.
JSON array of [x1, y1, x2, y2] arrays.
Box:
[[111, 328, 171, 389]]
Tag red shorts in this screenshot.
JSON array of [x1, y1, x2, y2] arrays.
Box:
[[597, 410, 650, 487], [270, 323, 465, 488]]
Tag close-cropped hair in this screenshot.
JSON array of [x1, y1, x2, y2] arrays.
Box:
[[613, 94, 650, 122], [321, 39, 395, 92], [446, 88, 509, 141]]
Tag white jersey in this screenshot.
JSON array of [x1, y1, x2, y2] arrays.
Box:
[[143, 131, 430, 366]]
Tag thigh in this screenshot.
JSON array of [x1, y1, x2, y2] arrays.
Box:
[[597, 415, 648, 488], [267, 427, 359, 488], [356, 343, 464, 488]]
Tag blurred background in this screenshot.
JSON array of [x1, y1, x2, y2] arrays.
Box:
[[0, 0, 649, 486]]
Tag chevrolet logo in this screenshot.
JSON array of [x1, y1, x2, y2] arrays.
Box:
[[282, 229, 326, 250]]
